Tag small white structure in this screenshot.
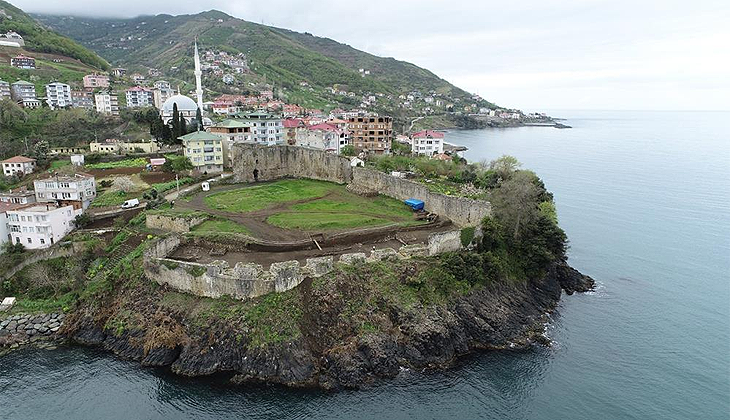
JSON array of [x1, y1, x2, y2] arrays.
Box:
[[0, 297, 16, 312], [410, 130, 445, 156], [350, 157, 364, 167], [70, 154, 85, 166], [201, 182, 210, 192]]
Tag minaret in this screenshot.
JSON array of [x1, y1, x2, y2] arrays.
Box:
[[194, 38, 204, 111]]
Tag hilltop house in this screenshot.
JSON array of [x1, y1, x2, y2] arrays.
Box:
[[10, 54, 35, 69], [94, 91, 119, 116], [0, 31, 24, 47], [180, 131, 224, 174], [83, 74, 110, 89], [1, 156, 36, 177], [11, 81, 40, 109]]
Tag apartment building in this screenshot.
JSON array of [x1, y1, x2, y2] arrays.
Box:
[[347, 116, 393, 154], [0, 79, 10, 99], [33, 173, 97, 210], [209, 119, 252, 167], [71, 90, 95, 109], [11, 80, 37, 102], [83, 74, 110, 89], [5, 203, 77, 249], [94, 91, 119, 116], [45, 82, 72, 109], [1, 156, 36, 177], [125, 87, 155, 108], [410, 130, 445, 156], [234, 111, 283, 145], [10, 54, 35, 69], [180, 131, 224, 174], [0, 188, 36, 205]]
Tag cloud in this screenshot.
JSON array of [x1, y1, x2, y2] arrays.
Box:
[[11, 0, 730, 110]]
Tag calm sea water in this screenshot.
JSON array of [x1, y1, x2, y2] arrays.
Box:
[[1, 111, 728, 419]]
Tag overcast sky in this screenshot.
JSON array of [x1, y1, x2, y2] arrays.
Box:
[[14, 0, 730, 111]]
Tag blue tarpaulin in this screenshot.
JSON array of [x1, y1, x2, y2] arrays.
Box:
[[404, 198, 425, 211]]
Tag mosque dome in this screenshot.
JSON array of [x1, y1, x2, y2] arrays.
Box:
[[162, 94, 198, 113]]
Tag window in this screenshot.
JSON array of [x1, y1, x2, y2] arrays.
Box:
[[40, 238, 45, 245]]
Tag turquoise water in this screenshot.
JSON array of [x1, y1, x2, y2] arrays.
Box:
[[1, 111, 729, 419]]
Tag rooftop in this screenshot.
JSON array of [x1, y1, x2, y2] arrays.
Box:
[[211, 119, 251, 128], [1, 155, 36, 164], [35, 173, 94, 183], [412, 130, 445, 139], [179, 131, 223, 142]]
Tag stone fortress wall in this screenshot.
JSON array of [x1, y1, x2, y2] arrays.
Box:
[[231, 144, 491, 227]]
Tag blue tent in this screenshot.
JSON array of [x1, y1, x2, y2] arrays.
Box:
[[404, 198, 425, 211]]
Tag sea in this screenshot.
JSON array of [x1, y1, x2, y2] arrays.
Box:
[[1, 110, 728, 420]]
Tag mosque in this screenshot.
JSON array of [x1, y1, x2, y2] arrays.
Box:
[[160, 41, 211, 127]]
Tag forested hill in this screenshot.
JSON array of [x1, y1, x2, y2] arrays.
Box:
[[33, 10, 493, 112], [0, 1, 108, 70]]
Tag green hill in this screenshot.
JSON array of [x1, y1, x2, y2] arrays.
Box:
[[0, 0, 108, 70], [32, 10, 495, 116]]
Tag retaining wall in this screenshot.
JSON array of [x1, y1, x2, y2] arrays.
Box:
[[146, 213, 207, 233]]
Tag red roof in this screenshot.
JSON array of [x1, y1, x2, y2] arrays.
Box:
[[0, 202, 26, 213], [1, 155, 36, 164], [308, 123, 339, 132], [283, 118, 304, 128], [412, 130, 445, 139]]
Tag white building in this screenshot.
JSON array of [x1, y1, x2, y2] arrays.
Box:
[[1, 156, 36, 177], [45, 82, 72, 109], [33, 173, 97, 211], [94, 91, 119, 116], [234, 111, 283, 145], [5, 204, 77, 249], [0, 79, 10, 99], [411, 130, 445, 156], [153, 88, 175, 110], [0, 188, 36, 205], [126, 87, 155, 108]]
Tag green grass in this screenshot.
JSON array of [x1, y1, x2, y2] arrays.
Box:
[[49, 160, 70, 170], [292, 195, 414, 219], [192, 219, 252, 235], [204, 179, 337, 213], [267, 212, 393, 231], [91, 190, 137, 208], [85, 158, 147, 170]]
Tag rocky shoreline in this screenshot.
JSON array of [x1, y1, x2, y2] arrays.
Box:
[[58, 261, 593, 390], [0, 312, 66, 349]]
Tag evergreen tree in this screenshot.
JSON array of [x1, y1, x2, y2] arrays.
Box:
[[195, 107, 203, 129], [171, 103, 180, 139], [178, 112, 187, 137]]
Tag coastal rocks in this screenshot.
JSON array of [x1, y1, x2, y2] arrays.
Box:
[[555, 262, 595, 294], [0, 312, 65, 347]]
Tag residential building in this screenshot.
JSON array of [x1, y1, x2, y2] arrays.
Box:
[[0, 31, 24, 47], [111, 68, 126, 77], [234, 111, 283, 144], [70, 90, 95, 109], [1, 156, 36, 177], [94, 91, 119, 116], [0, 202, 26, 250], [411, 130, 445, 156], [82, 74, 110, 89], [125, 87, 155, 108], [153, 87, 175, 109], [180, 131, 224, 174], [5, 203, 77, 249], [295, 125, 343, 153], [0, 188, 36, 205], [209, 119, 252, 167], [10, 54, 35, 69], [153, 80, 171, 90], [131, 73, 146, 85], [50, 146, 87, 155], [89, 139, 159, 154], [283, 118, 306, 145], [0, 79, 10, 99], [33, 173, 97, 210], [11, 80, 37, 103], [45, 82, 72, 109], [347, 116, 393, 154]]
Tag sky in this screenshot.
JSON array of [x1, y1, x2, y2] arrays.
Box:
[[13, 0, 730, 111]]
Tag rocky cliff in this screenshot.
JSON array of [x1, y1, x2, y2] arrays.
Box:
[[61, 258, 593, 390]]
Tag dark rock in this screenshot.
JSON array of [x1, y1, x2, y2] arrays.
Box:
[[556, 262, 595, 294]]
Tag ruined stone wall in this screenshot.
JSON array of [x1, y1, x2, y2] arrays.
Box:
[[146, 213, 207, 233], [143, 230, 465, 300], [230, 144, 490, 227], [351, 167, 491, 227], [231, 144, 352, 184]]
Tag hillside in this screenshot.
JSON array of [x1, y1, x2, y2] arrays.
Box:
[[33, 11, 495, 117], [0, 0, 108, 70]]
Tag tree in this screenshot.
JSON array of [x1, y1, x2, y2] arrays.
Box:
[[489, 171, 541, 240], [112, 176, 135, 193], [31, 140, 50, 164], [73, 213, 92, 229], [163, 155, 193, 173], [391, 140, 411, 156], [341, 145, 356, 157], [489, 155, 521, 182], [171, 103, 180, 139], [195, 107, 203, 129]]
